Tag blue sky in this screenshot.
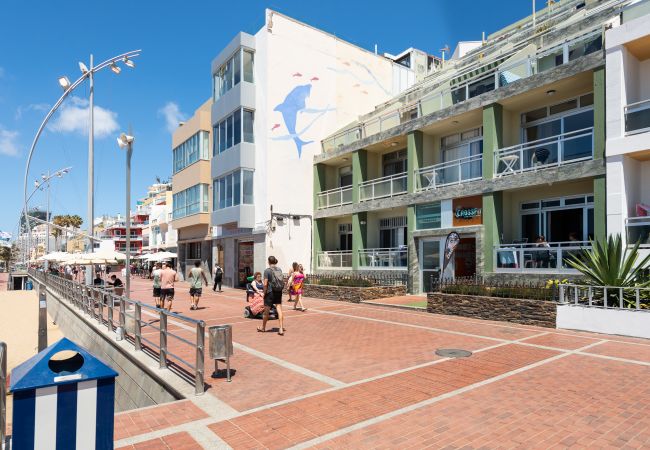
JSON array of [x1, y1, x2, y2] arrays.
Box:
[[0, 0, 542, 237]]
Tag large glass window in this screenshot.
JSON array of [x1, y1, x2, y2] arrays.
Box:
[[213, 48, 255, 101], [172, 184, 209, 219], [172, 131, 210, 173], [213, 169, 254, 210], [416, 202, 441, 230], [213, 109, 255, 155], [522, 94, 594, 168]]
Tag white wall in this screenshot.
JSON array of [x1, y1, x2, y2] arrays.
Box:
[[557, 304, 650, 339]]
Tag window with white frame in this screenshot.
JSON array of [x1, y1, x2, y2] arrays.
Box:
[[172, 184, 209, 219], [379, 217, 407, 248], [213, 109, 254, 155], [173, 131, 210, 173], [521, 93, 594, 165], [213, 48, 254, 100], [213, 169, 254, 210], [440, 127, 483, 180], [519, 194, 594, 244], [338, 223, 352, 251]]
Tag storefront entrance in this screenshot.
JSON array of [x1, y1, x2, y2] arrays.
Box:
[[237, 241, 254, 287], [419, 238, 442, 293], [454, 237, 476, 278]]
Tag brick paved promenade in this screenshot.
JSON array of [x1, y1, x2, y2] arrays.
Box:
[[41, 275, 650, 448]]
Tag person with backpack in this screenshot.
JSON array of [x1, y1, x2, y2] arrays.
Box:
[[258, 255, 285, 335], [213, 263, 224, 292]]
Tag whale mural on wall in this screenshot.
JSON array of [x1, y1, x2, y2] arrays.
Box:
[[272, 79, 334, 158]]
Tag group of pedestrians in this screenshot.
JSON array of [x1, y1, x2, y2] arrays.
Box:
[[256, 257, 308, 336], [148, 257, 306, 337], [151, 261, 180, 311]]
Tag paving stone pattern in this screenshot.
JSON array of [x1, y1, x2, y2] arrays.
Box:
[[54, 276, 650, 449]]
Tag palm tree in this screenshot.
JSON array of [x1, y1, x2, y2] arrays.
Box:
[[0, 245, 11, 271], [566, 234, 650, 307]]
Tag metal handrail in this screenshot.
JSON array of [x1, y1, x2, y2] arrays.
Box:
[[559, 283, 650, 310], [623, 98, 650, 111], [317, 250, 353, 269], [494, 128, 594, 175], [416, 154, 483, 191], [28, 269, 205, 395], [494, 242, 591, 273], [359, 172, 407, 202], [1, 341, 6, 448], [316, 185, 353, 209], [358, 247, 408, 269]]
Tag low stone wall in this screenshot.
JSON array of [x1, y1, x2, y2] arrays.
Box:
[[427, 292, 556, 328], [304, 284, 406, 303]]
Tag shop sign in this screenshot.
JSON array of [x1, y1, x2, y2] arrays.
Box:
[[452, 196, 483, 226]]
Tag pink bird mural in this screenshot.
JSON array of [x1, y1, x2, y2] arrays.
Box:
[[310, 76, 319, 81], [353, 83, 360, 88], [271, 123, 281, 131], [361, 90, 368, 95], [292, 72, 302, 77]]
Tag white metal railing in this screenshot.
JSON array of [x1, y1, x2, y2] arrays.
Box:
[[359, 247, 408, 269], [495, 241, 591, 272], [622, 0, 650, 23], [359, 172, 407, 202], [317, 186, 353, 209], [560, 284, 650, 310], [624, 98, 650, 135], [28, 269, 206, 394], [626, 216, 650, 247], [494, 128, 593, 177], [321, 26, 604, 153], [416, 154, 483, 191], [317, 251, 352, 269]]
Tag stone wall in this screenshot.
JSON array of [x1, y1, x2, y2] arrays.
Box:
[[427, 292, 556, 328], [304, 284, 406, 303], [47, 291, 183, 412]]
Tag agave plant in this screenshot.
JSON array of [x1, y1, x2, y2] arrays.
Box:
[[567, 234, 650, 307]]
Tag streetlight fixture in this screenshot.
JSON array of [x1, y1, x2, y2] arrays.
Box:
[[57, 76, 71, 91], [22, 49, 140, 283], [31, 167, 72, 266], [110, 62, 121, 74], [117, 131, 134, 298]]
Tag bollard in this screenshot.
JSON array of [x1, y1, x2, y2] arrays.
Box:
[[37, 284, 48, 352], [209, 325, 234, 382], [159, 311, 168, 369], [10, 338, 118, 450]]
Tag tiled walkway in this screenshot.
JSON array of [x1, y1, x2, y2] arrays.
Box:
[[74, 277, 650, 448]]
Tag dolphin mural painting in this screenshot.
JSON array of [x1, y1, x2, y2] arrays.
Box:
[[273, 82, 334, 158]]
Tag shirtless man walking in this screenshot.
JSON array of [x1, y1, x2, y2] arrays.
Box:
[[159, 261, 179, 311]]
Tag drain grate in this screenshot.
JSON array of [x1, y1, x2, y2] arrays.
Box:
[[435, 348, 473, 358]]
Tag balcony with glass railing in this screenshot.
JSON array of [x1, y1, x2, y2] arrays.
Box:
[[415, 154, 483, 192], [624, 99, 650, 135], [495, 241, 591, 273], [316, 186, 353, 209], [626, 216, 650, 247], [494, 128, 593, 177], [317, 251, 352, 269], [359, 172, 407, 202], [358, 247, 407, 269], [321, 28, 603, 154]]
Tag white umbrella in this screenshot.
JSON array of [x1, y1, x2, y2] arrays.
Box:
[[147, 251, 177, 262]]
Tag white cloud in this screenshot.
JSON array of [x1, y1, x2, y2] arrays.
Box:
[[0, 126, 19, 156], [15, 103, 50, 120], [157, 102, 187, 133], [49, 96, 119, 138]]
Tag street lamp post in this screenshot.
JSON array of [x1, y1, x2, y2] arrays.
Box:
[[31, 167, 71, 266], [117, 131, 134, 298], [22, 50, 140, 283]]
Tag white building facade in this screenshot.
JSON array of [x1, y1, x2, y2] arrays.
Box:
[[605, 0, 650, 259], [210, 9, 418, 286]]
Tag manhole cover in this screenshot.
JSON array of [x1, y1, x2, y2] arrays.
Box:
[[435, 348, 473, 358]]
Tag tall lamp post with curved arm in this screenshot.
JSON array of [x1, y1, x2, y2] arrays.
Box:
[[22, 50, 141, 281], [31, 166, 72, 265]]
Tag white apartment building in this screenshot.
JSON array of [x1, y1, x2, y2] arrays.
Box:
[[605, 0, 650, 259], [209, 9, 424, 286]]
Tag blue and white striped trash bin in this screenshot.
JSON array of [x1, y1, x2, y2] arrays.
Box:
[[10, 338, 118, 450]]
